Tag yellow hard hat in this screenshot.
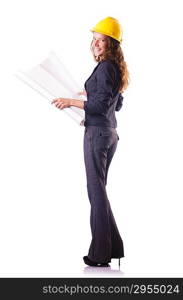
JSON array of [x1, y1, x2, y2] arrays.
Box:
[[91, 16, 122, 43]]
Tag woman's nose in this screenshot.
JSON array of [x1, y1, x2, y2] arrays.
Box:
[[94, 40, 99, 47]]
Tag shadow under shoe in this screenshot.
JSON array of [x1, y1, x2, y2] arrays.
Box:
[[83, 256, 110, 267]]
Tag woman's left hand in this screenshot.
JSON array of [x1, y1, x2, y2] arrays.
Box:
[[51, 98, 72, 109]]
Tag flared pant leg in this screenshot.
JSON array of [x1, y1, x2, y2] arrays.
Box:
[[84, 126, 124, 263]]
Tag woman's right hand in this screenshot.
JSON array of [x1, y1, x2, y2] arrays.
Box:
[[77, 89, 87, 96]]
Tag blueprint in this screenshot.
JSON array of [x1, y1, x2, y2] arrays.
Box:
[[15, 51, 86, 125]]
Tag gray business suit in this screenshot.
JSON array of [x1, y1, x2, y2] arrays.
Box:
[[83, 59, 124, 263]]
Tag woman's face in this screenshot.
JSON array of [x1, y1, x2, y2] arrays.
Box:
[[92, 32, 108, 57]]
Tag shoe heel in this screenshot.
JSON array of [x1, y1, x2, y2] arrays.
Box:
[[118, 258, 120, 267]]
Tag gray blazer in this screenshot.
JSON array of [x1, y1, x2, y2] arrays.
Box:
[[84, 59, 123, 128]]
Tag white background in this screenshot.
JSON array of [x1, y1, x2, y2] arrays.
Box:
[[0, 0, 183, 277]]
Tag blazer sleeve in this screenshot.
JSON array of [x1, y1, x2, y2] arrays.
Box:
[[83, 61, 115, 115], [115, 93, 124, 111]]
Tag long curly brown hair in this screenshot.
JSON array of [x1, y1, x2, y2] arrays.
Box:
[[90, 36, 130, 93]]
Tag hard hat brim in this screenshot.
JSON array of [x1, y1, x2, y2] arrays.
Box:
[[90, 28, 122, 43]]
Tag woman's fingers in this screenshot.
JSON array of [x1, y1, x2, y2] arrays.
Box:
[[51, 98, 60, 104], [51, 98, 63, 105], [56, 102, 64, 109], [51, 98, 63, 109], [51, 98, 71, 109], [77, 90, 86, 96]]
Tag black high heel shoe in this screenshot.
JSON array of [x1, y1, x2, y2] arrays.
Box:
[[83, 256, 110, 267]]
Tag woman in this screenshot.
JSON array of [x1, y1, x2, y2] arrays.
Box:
[[52, 16, 129, 267]]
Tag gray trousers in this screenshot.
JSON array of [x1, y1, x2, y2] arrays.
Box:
[[84, 125, 124, 263]]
